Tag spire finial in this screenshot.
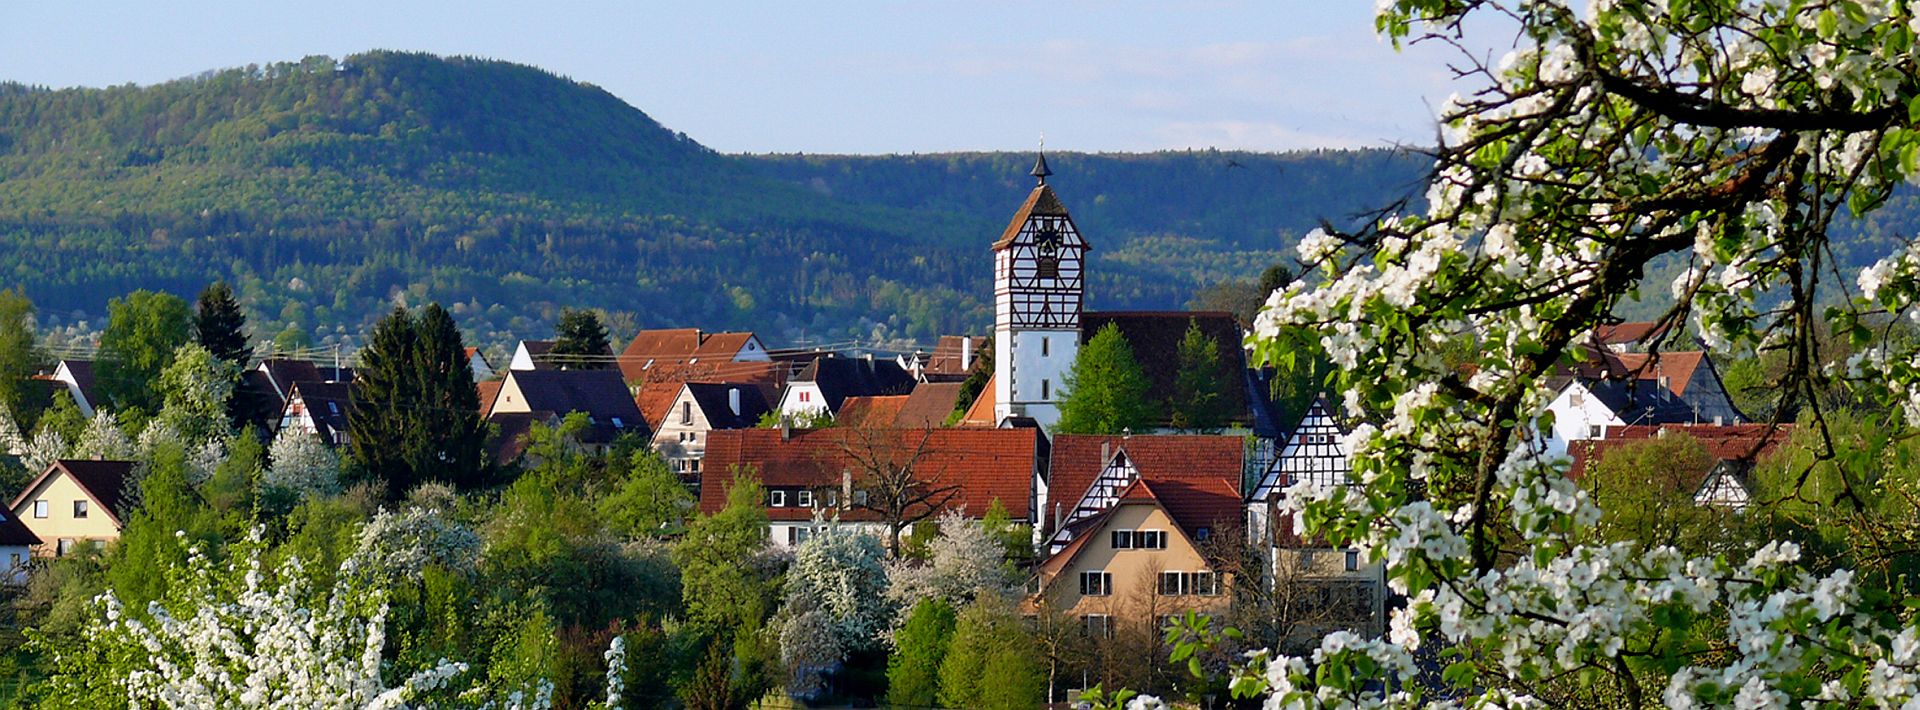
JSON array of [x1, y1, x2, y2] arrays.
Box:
[[1030, 133, 1053, 185]]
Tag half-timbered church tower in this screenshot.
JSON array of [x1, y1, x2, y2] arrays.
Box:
[[993, 154, 1087, 428]]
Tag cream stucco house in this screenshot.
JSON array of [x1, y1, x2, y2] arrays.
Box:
[[8, 459, 134, 558]]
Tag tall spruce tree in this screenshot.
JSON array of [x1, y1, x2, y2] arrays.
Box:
[[347, 305, 486, 497], [550, 308, 610, 370], [1054, 323, 1157, 435], [1168, 319, 1226, 432], [193, 282, 251, 368]]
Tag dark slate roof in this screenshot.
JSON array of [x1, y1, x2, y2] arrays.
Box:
[[501, 369, 648, 441], [58, 360, 99, 408], [794, 357, 916, 412], [1080, 311, 1252, 427], [232, 369, 285, 432], [11, 460, 136, 526], [1583, 379, 1703, 426], [289, 382, 353, 445], [486, 412, 541, 466], [686, 382, 772, 430], [0, 506, 39, 547]]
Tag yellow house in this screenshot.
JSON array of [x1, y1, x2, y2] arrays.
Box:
[[8, 459, 134, 558], [1029, 477, 1240, 637]]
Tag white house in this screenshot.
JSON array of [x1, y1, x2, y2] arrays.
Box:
[[49, 359, 99, 417], [1246, 396, 1353, 547], [508, 340, 555, 371], [0, 506, 39, 585], [651, 382, 772, 479]]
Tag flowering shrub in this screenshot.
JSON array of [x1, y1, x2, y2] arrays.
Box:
[[1239, 0, 1920, 706], [265, 425, 342, 497]]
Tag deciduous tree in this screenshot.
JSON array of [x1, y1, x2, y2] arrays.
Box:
[[1057, 323, 1156, 435], [97, 290, 191, 415]]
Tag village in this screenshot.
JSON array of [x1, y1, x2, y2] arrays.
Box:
[[0, 158, 1790, 706]]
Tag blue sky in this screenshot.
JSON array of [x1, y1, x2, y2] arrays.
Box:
[[2, 1, 1476, 154]]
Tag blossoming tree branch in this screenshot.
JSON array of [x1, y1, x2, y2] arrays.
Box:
[[1240, 0, 1920, 706]]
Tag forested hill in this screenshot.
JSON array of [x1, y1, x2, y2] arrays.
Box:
[[0, 50, 1432, 349]]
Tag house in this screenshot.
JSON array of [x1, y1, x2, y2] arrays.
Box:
[[279, 381, 352, 446], [617, 328, 770, 385], [488, 369, 649, 447], [1242, 395, 1389, 641], [899, 335, 986, 379], [48, 359, 100, 416], [651, 382, 773, 479], [835, 395, 910, 429], [1592, 321, 1674, 353], [701, 427, 1042, 547], [8, 459, 134, 557], [1535, 349, 1746, 457], [1568, 423, 1792, 508], [775, 356, 916, 420], [508, 340, 555, 371], [634, 360, 788, 431], [1027, 475, 1239, 639], [466, 347, 496, 382], [238, 357, 353, 433], [895, 381, 966, 428], [1043, 434, 1246, 554], [0, 506, 39, 585]]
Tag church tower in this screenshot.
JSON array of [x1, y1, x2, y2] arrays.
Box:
[[993, 153, 1087, 429]]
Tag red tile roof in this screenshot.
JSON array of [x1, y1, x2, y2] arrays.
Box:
[[1563, 350, 1708, 396], [925, 336, 987, 376], [700, 428, 1039, 522], [958, 373, 998, 426], [477, 380, 503, 414], [1034, 475, 1240, 579], [1594, 321, 1672, 346], [1047, 434, 1244, 523], [617, 328, 761, 384], [836, 395, 910, 429], [897, 382, 965, 428], [1567, 423, 1792, 479]]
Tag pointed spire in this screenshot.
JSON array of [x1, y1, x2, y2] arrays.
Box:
[[1031, 151, 1052, 185]]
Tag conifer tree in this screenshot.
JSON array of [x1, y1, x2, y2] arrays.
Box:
[[1167, 319, 1226, 432], [347, 304, 486, 497], [549, 308, 611, 369], [192, 282, 251, 369], [1055, 323, 1156, 435]]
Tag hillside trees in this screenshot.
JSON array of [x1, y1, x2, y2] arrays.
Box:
[[97, 290, 191, 415], [1057, 323, 1157, 435], [346, 304, 486, 497], [1234, 0, 1920, 706]]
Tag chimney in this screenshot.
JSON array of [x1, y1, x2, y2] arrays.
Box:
[[961, 337, 974, 370], [1101, 441, 1111, 467], [1713, 415, 1724, 426], [781, 415, 792, 441], [842, 467, 853, 501], [729, 387, 742, 417]]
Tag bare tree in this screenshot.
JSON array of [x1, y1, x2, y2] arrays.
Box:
[[837, 426, 961, 557]]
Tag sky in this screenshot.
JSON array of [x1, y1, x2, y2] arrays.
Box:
[[1, 1, 1485, 154]]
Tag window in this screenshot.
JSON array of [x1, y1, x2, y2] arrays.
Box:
[[1110, 530, 1133, 549], [1078, 571, 1112, 596], [7, 552, 18, 568], [56, 539, 73, 556], [33, 500, 47, 519], [1042, 337, 1050, 356], [1587, 425, 1602, 439], [1345, 550, 1361, 571], [854, 490, 869, 505], [681, 402, 693, 425], [1136, 530, 1167, 550], [1193, 571, 1221, 596], [611, 417, 624, 428], [825, 490, 840, 507], [1083, 614, 1112, 638], [1299, 550, 1316, 569], [1195, 527, 1212, 542], [1160, 571, 1188, 596], [799, 391, 811, 403], [1041, 379, 1050, 399], [797, 490, 814, 508], [769, 490, 787, 507], [73, 500, 87, 519]]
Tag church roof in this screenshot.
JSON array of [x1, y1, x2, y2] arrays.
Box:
[[992, 184, 1079, 250], [1080, 311, 1253, 427]]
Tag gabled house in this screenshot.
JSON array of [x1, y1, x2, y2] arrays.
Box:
[[1043, 434, 1246, 554], [776, 356, 916, 420], [1027, 475, 1239, 639], [900, 335, 986, 379], [701, 427, 1042, 547], [651, 382, 773, 479], [508, 340, 556, 371], [634, 360, 788, 431], [1247, 396, 1353, 545], [8, 459, 134, 557], [488, 369, 649, 448], [1535, 349, 1745, 457], [617, 328, 770, 385], [0, 506, 40, 585], [240, 357, 353, 433], [49, 359, 100, 416], [1592, 321, 1674, 353], [279, 381, 353, 446]]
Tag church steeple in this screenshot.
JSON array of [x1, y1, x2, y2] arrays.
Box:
[[993, 157, 1086, 430], [1030, 151, 1053, 185]]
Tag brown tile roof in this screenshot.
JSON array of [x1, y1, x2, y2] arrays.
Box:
[[1047, 434, 1245, 524], [1080, 311, 1250, 426], [635, 380, 685, 431], [485, 412, 540, 466], [837, 395, 910, 429], [617, 328, 761, 383], [476, 380, 503, 414], [925, 336, 987, 376], [1609, 352, 1707, 396], [1567, 424, 1792, 479], [993, 184, 1078, 250], [1034, 475, 1239, 579], [10, 460, 136, 527], [1595, 322, 1672, 346], [897, 382, 964, 428], [700, 428, 1039, 522]]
